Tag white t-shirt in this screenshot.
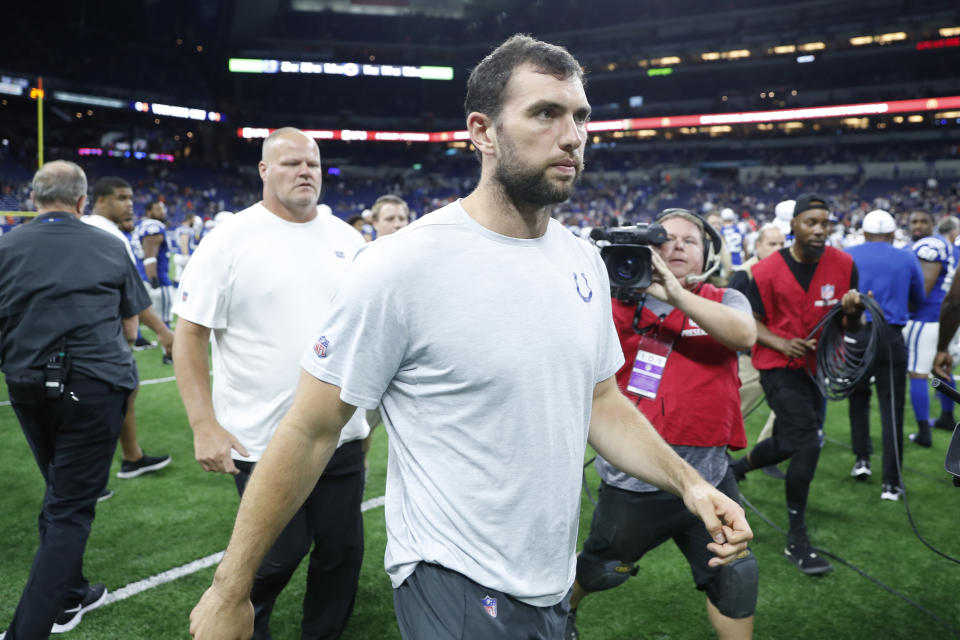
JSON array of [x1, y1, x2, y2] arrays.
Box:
[[82, 214, 136, 264], [300, 200, 624, 606], [173, 202, 369, 461]]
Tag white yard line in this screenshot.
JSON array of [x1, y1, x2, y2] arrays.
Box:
[[100, 495, 386, 607]]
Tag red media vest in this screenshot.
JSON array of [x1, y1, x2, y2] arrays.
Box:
[[751, 246, 853, 372], [612, 283, 747, 450]]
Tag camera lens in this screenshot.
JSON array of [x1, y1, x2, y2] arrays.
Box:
[[615, 257, 640, 282]]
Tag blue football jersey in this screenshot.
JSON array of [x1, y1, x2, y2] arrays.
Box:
[[722, 223, 744, 266], [910, 235, 950, 321], [136, 218, 172, 286]]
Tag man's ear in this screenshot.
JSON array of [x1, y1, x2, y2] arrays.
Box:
[[467, 112, 497, 158], [75, 194, 87, 217]]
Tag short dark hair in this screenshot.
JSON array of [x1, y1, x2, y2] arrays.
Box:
[[464, 34, 584, 123], [145, 200, 162, 213], [93, 176, 131, 201], [371, 194, 408, 221]]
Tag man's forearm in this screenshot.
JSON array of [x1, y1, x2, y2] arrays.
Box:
[[670, 288, 756, 351], [173, 322, 217, 431], [754, 318, 785, 352], [588, 379, 701, 497], [939, 298, 960, 352], [141, 307, 169, 335]]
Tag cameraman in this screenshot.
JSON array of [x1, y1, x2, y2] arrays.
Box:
[[0, 161, 151, 637], [568, 209, 757, 640]]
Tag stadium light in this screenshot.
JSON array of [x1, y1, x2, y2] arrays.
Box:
[[849, 36, 874, 46], [228, 57, 454, 80], [235, 95, 960, 143], [0, 75, 28, 96], [649, 56, 681, 66], [770, 45, 796, 54], [940, 27, 960, 37], [798, 42, 826, 51], [876, 32, 907, 43]]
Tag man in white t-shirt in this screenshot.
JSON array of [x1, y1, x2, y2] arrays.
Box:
[[188, 36, 752, 640], [173, 128, 368, 640], [83, 176, 173, 481]]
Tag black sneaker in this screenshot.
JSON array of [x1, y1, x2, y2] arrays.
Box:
[[132, 336, 157, 351], [161, 351, 173, 365], [117, 453, 171, 479], [933, 414, 956, 431], [909, 432, 932, 448], [850, 458, 871, 480], [51, 583, 108, 633], [784, 537, 832, 575], [564, 607, 579, 640], [97, 488, 114, 502]]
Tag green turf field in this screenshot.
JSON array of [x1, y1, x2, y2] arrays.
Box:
[[2, 340, 959, 639]]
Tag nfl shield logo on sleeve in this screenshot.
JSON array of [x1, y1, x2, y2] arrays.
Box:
[[481, 595, 498, 618], [820, 284, 834, 301], [314, 335, 329, 358]]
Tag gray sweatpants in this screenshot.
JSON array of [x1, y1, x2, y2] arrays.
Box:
[[393, 563, 569, 639]]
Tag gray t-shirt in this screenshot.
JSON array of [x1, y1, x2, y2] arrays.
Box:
[[595, 288, 751, 492], [301, 200, 624, 606]]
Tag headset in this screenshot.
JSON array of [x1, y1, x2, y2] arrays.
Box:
[[654, 208, 724, 284]]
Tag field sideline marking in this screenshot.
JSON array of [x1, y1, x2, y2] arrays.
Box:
[[100, 494, 386, 608]]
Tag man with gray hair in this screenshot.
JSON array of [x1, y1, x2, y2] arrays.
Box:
[[0, 161, 151, 637]]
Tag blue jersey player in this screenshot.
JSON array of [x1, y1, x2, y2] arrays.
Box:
[[136, 201, 174, 343], [904, 210, 953, 446]]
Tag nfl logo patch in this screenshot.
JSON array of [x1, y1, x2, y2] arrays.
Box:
[[481, 595, 498, 618], [314, 335, 329, 358], [820, 284, 835, 300], [334, 250, 345, 259], [181, 290, 189, 302]]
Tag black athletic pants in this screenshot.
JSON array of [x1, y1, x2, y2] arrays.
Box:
[[234, 440, 365, 640], [6, 378, 127, 640], [848, 323, 907, 486]]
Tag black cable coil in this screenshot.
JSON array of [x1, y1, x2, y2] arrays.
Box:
[[806, 294, 887, 400]]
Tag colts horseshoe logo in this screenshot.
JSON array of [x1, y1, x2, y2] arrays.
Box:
[[573, 272, 593, 303]]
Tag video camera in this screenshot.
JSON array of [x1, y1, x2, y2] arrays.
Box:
[[590, 223, 668, 303]]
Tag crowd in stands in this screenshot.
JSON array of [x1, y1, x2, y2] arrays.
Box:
[[2, 143, 960, 236]]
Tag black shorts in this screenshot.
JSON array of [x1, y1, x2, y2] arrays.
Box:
[[578, 470, 742, 591], [759, 368, 825, 451]]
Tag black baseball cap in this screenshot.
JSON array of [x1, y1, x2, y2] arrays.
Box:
[[793, 193, 830, 217]]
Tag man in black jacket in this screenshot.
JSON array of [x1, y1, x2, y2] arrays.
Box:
[[0, 160, 152, 638]]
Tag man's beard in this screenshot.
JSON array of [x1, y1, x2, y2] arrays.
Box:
[[493, 137, 582, 209], [797, 241, 825, 261]]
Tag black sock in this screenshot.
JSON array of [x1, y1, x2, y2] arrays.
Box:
[[787, 502, 807, 538]]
